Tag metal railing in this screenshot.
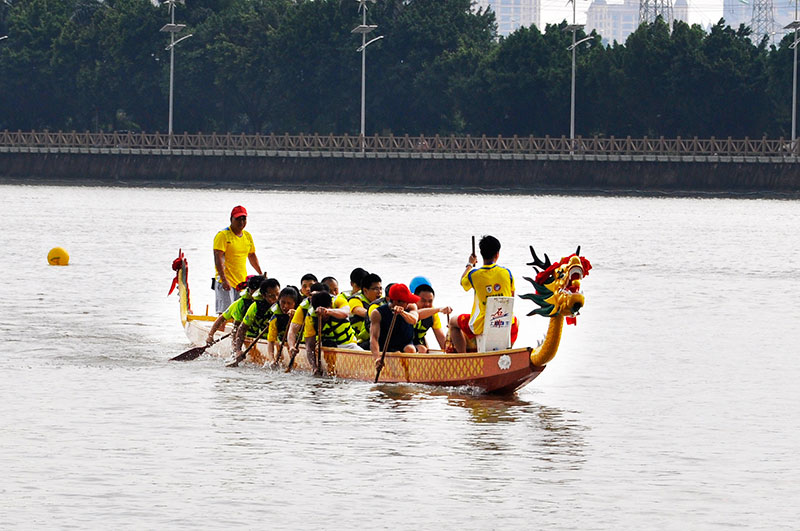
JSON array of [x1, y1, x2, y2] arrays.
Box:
[[1, 130, 798, 157]]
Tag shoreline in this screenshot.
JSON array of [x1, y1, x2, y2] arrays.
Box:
[[2, 176, 799, 199]]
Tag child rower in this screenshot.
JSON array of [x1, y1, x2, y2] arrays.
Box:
[[347, 273, 383, 346], [305, 291, 362, 374], [265, 286, 301, 366], [205, 275, 264, 345], [232, 277, 281, 356]]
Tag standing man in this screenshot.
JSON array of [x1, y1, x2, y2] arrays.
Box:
[[449, 235, 517, 353], [213, 205, 263, 314]]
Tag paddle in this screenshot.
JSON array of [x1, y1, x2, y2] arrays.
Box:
[[226, 325, 269, 368], [170, 332, 231, 361], [314, 313, 323, 376], [268, 333, 288, 370], [284, 332, 303, 373], [264, 314, 291, 369], [374, 310, 399, 383], [472, 235, 476, 257]]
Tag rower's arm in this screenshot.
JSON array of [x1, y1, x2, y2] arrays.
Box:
[[369, 309, 382, 356], [417, 307, 441, 319], [326, 307, 350, 319], [349, 299, 367, 318], [232, 323, 247, 353], [396, 304, 418, 326], [206, 314, 228, 343], [287, 322, 301, 351]]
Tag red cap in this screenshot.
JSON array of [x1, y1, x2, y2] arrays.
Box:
[[230, 205, 247, 218], [388, 283, 420, 304]]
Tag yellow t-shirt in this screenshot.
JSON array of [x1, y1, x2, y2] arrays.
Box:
[[213, 228, 255, 288], [294, 293, 349, 327], [461, 264, 514, 335], [291, 298, 312, 327], [302, 294, 351, 338]]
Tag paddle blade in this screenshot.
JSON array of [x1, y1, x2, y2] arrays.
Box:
[[225, 351, 247, 368], [170, 345, 207, 361]]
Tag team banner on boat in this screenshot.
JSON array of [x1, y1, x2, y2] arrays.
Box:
[[480, 296, 514, 352]]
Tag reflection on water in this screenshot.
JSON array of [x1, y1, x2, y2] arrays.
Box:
[[1, 186, 799, 529]]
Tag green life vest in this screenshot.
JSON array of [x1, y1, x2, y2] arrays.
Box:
[[245, 299, 274, 338], [311, 312, 357, 347], [347, 292, 373, 342], [413, 316, 434, 346]]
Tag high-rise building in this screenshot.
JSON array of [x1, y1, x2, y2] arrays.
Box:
[[585, 0, 641, 43], [473, 0, 541, 36], [585, 0, 689, 44]]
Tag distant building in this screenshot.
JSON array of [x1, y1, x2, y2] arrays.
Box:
[[473, 0, 541, 36], [585, 0, 689, 44], [674, 0, 689, 24], [585, 0, 640, 44], [721, 0, 750, 29]]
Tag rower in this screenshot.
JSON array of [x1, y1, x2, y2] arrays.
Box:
[[305, 291, 362, 373], [299, 273, 318, 298], [371, 283, 419, 372], [348, 273, 383, 347], [265, 286, 301, 365], [286, 281, 339, 361], [343, 267, 368, 298], [408, 278, 452, 353], [205, 275, 264, 345], [232, 277, 281, 356]]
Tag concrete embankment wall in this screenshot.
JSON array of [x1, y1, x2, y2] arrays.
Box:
[[2, 151, 800, 193]]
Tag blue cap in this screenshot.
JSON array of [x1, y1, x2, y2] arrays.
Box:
[[409, 276, 432, 295]]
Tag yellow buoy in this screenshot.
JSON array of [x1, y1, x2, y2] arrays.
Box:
[[48, 247, 70, 266]]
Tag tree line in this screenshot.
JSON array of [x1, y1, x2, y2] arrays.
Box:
[[0, 0, 794, 139]]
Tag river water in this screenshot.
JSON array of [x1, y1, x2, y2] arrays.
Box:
[[1, 184, 798, 529]]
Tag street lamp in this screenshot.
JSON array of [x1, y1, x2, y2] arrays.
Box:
[[564, 21, 585, 143], [160, 0, 192, 149], [785, 19, 800, 153], [0, 36, 8, 41], [352, 0, 383, 146], [563, 0, 589, 145]]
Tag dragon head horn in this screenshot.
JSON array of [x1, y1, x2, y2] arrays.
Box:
[[526, 245, 552, 271], [575, 245, 581, 256]]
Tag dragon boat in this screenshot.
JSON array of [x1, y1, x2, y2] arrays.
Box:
[[170, 247, 590, 394]]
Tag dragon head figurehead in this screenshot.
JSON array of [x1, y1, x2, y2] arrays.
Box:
[[520, 245, 591, 325]]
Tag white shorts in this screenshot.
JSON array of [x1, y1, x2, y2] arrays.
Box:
[[215, 281, 240, 314], [337, 342, 363, 350]]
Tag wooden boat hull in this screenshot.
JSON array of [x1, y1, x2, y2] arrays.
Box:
[[175, 252, 545, 394], [186, 318, 544, 394]]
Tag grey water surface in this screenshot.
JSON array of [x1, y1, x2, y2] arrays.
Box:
[[1, 184, 798, 530]]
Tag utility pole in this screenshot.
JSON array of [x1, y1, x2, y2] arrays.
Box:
[[639, 0, 674, 26], [750, 0, 776, 44]]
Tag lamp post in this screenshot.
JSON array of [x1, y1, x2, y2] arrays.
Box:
[[160, 0, 192, 149], [785, 17, 800, 154], [563, 0, 591, 146], [352, 0, 383, 148]]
